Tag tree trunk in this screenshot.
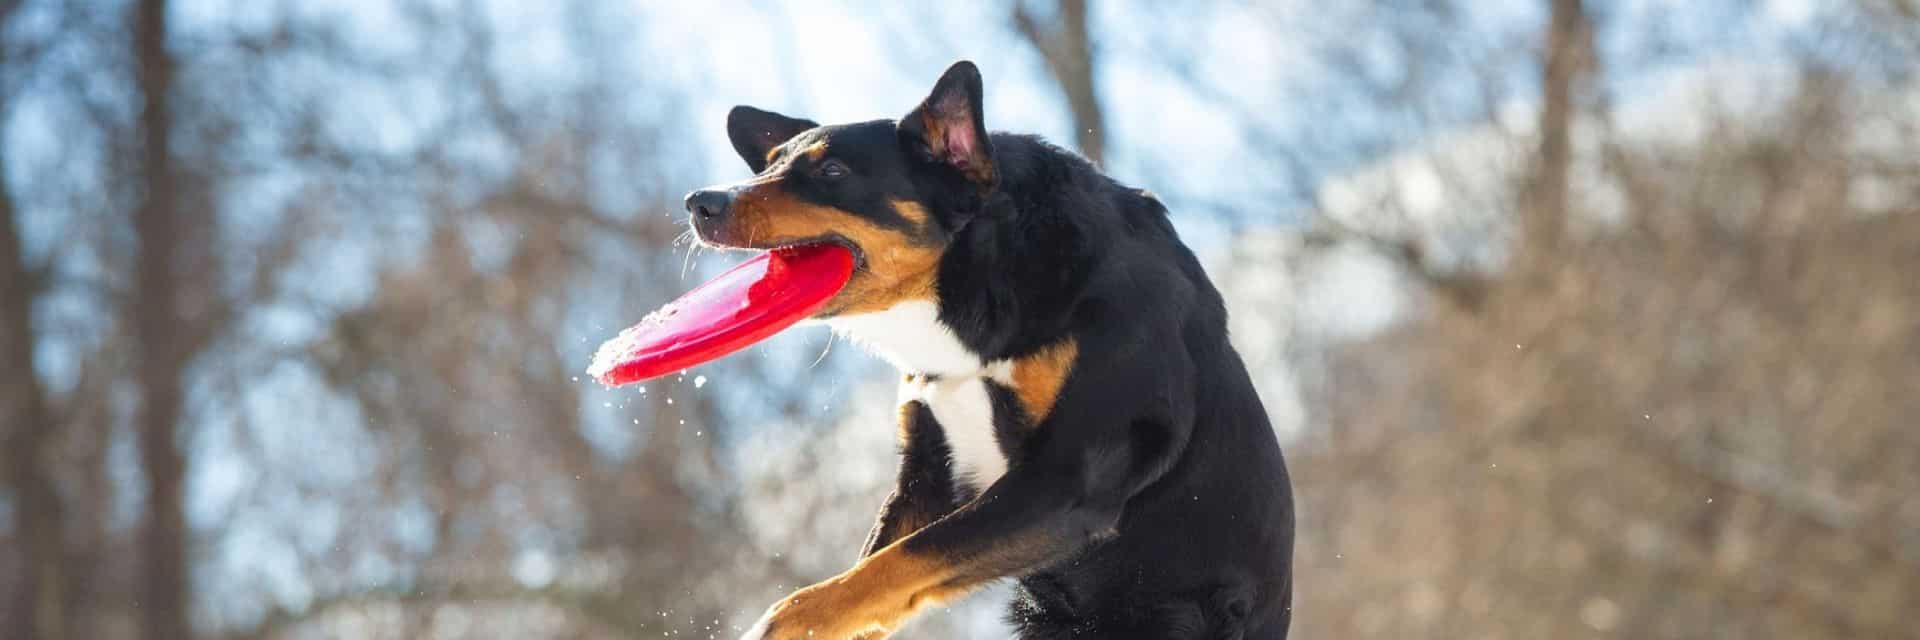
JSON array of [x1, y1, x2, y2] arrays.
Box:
[[1, 2, 68, 635], [1527, 0, 1591, 254], [1, 84, 67, 640], [1012, 0, 1107, 166], [132, 0, 191, 637]]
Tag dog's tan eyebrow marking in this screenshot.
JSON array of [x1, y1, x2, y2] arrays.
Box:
[[890, 200, 930, 226], [763, 142, 828, 171], [1011, 338, 1078, 422]]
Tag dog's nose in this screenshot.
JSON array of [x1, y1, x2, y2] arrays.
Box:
[[685, 189, 732, 222]]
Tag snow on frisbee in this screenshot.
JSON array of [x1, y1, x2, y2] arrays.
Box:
[[587, 243, 855, 387]]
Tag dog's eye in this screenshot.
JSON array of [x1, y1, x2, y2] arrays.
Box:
[[815, 159, 850, 180]]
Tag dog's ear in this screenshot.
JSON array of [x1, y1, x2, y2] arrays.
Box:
[[900, 61, 995, 188], [727, 106, 819, 174]]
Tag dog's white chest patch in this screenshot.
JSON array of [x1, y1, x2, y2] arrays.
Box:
[[825, 300, 1010, 493], [820, 299, 982, 375], [902, 376, 1007, 493]]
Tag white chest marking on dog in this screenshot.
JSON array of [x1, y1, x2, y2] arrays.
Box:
[[904, 376, 1007, 493], [820, 299, 982, 375], [825, 300, 1014, 493]]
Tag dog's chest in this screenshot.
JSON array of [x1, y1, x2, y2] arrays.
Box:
[[824, 300, 1015, 493], [900, 375, 1008, 493]]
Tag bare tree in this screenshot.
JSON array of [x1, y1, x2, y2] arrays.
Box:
[[1283, 3, 1920, 638], [1011, 0, 1106, 164], [2, 5, 134, 638], [0, 5, 66, 637], [131, 0, 194, 636], [1523, 0, 1594, 254], [0, 157, 67, 640]]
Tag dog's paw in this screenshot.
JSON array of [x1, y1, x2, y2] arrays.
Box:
[[738, 579, 900, 640]]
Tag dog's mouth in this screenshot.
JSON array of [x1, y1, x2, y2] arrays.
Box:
[[697, 232, 868, 273]]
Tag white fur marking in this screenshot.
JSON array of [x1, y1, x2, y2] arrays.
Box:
[[820, 300, 982, 375], [739, 614, 771, 640], [909, 376, 1007, 493], [823, 300, 1009, 492], [984, 360, 1015, 386]]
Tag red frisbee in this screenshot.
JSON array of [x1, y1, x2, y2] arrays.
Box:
[[587, 243, 855, 387]]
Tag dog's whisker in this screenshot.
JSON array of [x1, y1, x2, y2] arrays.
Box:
[[809, 330, 835, 369], [681, 240, 699, 280]]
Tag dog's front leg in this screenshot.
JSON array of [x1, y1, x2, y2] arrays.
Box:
[[741, 444, 1144, 640], [860, 400, 960, 557], [743, 321, 1193, 640]]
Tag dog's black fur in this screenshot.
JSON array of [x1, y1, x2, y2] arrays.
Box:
[[691, 61, 1293, 640]]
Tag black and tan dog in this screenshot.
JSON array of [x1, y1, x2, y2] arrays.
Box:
[[686, 61, 1294, 639]]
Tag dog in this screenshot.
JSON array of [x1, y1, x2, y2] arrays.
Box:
[[686, 61, 1294, 639]]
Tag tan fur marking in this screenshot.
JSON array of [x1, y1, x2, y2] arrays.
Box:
[[803, 141, 829, 162], [730, 182, 941, 316], [753, 542, 969, 639], [891, 199, 930, 226], [920, 110, 950, 156], [1011, 339, 1078, 422]]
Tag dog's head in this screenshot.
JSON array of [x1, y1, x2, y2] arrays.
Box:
[[684, 61, 997, 317]]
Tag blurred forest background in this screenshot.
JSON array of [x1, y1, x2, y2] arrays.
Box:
[[3, 0, 1918, 638]]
